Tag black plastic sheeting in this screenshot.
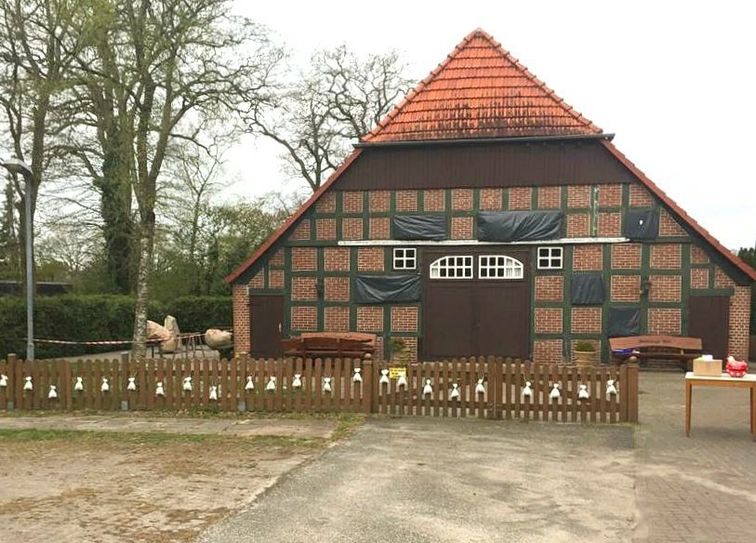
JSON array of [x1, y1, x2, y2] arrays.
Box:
[[477, 211, 563, 242], [571, 273, 606, 305], [354, 274, 421, 304], [607, 307, 641, 337], [624, 209, 659, 240], [392, 214, 448, 240]]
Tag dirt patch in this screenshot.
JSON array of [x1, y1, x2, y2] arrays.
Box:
[[0, 428, 346, 543]]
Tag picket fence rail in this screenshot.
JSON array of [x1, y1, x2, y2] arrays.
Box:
[[0, 354, 638, 423]]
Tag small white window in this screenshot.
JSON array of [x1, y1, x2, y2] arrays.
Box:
[[393, 248, 417, 270], [430, 255, 473, 279], [537, 247, 563, 270], [479, 255, 524, 279]]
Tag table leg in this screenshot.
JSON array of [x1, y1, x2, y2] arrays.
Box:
[[751, 386, 755, 441], [685, 381, 692, 437]]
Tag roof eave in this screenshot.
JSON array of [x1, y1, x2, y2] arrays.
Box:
[[355, 132, 615, 149]]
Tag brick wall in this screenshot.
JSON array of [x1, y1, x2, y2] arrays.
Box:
[[537, 186, 561, 209], [291, 276, 317, 301], [324, 306, 349, 332], [597, 212, 621, 237], [291, 306, 317, 331], [451, 188, 473, 211], [369, 217, 390, 239], [567, 185, 591, 208], [290, 219, 311, 241], [649, 275, 682, 302], [534, 308, 562, 334], [509, 187, 531, 210], [629, 184, 653, 207], [573, 245, 603, 271], [324, 247, 350, 271], [533, 339, 563, 364], [566, 213, 590, 237], [611, 275, 640, 302], [534, 275, 563, 302], [342, 217, 363, 240], [292, 247, 317, 271], [396, 190, 418, 212], [480, 188, 502, 210], [659, 209, 687, 237], [690, 268, 709, 289], [424, 189, 445, 211], [571, 307, 602, 334], [598, 185, 622, 207], [232, 285, 250, 354], [368, 190, 390, 212], [728, 286, 751, 360], [650, 243, 681, 269], [357, 247, 384, 271], [611, 244, 641, 269], [356, 306, 383, 332], [315, 191, 336, 213], [648, 308, 681, 335], [391, 306, 419, 332], [315, 218, 336, 240], [324, 276, 349, 302], [342, 191, 363, 213], [451, 216, 474, 239]]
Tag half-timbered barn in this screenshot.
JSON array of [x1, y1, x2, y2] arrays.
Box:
[[226, 29, 755, 364]]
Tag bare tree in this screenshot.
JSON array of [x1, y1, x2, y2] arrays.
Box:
[[249, 46, 410, 192], [60, 0, 283, 360], [0, 0, 84, 292]]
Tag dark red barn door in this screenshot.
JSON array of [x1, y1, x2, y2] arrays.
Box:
[[250, 295, 284, 357], [421, 249, 530, 359], [688, 295, 730, 358]]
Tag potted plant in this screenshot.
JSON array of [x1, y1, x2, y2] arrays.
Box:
[[573, 341, 598, 367], [389, 338, 410, 366]]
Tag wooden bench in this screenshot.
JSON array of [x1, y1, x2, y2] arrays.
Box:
[[609, 335, 703, 371], [283, 333, 376, 359]]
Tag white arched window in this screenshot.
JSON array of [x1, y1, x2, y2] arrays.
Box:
[[478, 255, 524, 279], [429, 255, 473, 279]]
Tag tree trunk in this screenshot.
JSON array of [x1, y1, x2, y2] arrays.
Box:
[[98, 139, 134, 293], [131, 213, 155, 361]]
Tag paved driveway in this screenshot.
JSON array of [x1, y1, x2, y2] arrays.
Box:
[[200, 417, 636, 543]]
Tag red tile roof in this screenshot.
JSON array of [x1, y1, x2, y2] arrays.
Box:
[[362, 28, 601, 143]]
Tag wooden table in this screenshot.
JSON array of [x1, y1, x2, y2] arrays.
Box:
[[684, 372, 756, 440]]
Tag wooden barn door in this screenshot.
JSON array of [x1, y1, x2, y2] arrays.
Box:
[[421, 249, 530, 359], [250, 295, 284, 357], [688, 295, 730, 358]]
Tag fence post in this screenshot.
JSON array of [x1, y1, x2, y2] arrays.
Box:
[[363, 359, 374, 414], [619, 364, 628, 422], [626, 363, 639, 423], [8, 353, 18, 411]]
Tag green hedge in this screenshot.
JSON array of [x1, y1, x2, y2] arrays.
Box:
[[0, 295, 231, 359]]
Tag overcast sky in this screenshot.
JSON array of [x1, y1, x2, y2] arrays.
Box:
[[227, 0, 755, 250]]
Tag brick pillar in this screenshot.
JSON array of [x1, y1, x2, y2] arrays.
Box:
[[232, 284, 250, 354], [728, 286, 751, 360]]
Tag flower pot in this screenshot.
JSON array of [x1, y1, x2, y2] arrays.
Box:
[[574, 350, 597, 367]]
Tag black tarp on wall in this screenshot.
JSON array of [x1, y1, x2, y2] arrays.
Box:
[[477, 211, 563, 242], [571, 273, 606, 305], [354, 275, 421, 304], [624, 209, 659, 240], [607, 307, 641, 336], [392, 214, 448, 240]]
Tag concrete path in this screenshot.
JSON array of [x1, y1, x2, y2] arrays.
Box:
[[0, 414, 336, 439], [200, 417, 636, 543]]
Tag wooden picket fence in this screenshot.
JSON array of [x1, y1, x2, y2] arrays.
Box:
[[0, 354, 638, 423]]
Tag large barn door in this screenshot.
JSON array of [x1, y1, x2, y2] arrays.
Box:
[[688, 295, 730, 358], [250, 295, 284, 357], [421, 250, 530, 359]]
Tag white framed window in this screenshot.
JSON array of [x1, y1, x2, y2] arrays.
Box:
[[429, 255, 473, 279], [478, 255, 524, 279], [393, 248, 417, 270], [537, 246, 563, 270]]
